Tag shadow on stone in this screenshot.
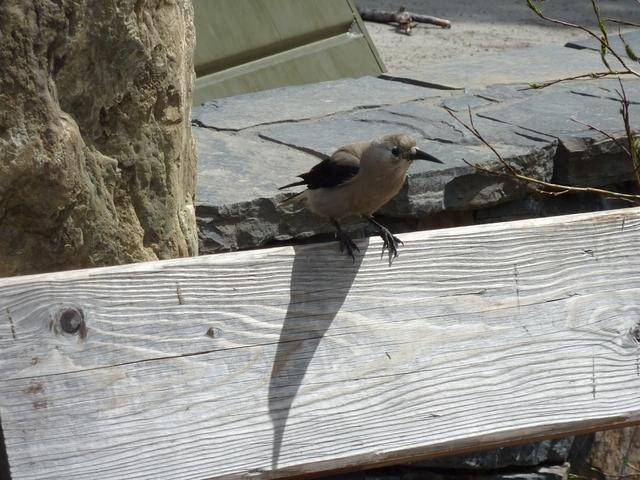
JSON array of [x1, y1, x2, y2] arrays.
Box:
[[444, 173, 527, 211], [268, 238, 370, 468]]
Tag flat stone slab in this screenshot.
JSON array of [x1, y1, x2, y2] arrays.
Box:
[[194, 74, 639, 253], [194, 126, 317, 207], [473, 79, 640, 139], [566, 29, 640, 54], [192, 76, 445, 131], [471, 78, 640, 186], [383, 46, 609, 90], [259, 99, 552, 159], [257, 97, 557, 217]]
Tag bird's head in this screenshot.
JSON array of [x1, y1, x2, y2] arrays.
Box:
[[377, 133, 444, 166]]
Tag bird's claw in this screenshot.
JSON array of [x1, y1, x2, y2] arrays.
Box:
[[336, 231, 360, 263], [379, 228, 403, 266]]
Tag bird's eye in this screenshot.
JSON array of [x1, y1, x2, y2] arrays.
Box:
[[391, 147, 400, 156]]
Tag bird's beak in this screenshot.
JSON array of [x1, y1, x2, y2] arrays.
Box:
[[411, 148, 444, 164]]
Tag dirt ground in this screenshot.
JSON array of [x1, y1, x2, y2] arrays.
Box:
[[356, 0, 640, 71]]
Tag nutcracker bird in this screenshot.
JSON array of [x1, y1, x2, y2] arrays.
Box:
[[279, 133, 443, 265]]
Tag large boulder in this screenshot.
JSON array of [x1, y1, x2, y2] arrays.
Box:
[[0, 0, 198, 276]]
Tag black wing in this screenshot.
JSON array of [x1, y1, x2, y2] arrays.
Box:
[[279, 147, 361, 190]]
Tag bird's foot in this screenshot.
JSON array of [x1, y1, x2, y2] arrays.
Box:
[[336, 231, 360, 263], [379, 227, 403, 266]]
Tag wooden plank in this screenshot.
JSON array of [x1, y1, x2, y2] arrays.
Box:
[[1, 208, 640, 479]]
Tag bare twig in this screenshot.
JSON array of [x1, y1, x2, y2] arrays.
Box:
[[617, 78, 640, 185], [526, 0, 640, 77], [569, 117, 632, 157], [445, 106, 520, 177], [523, 71, 628, 90], [410, 12, 451, 28], [444, 106, 640, 204], [606, 18, 640, 28], [626, 462, 640, 474]]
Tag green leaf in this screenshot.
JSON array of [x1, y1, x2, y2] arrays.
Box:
[[526, 0, 543, 17], [622, 35, 639, 61], [600, 37, 612, 70], [591, 0, 609, 41], [633, 137, 640, 158], [528, 82, 543, 89]]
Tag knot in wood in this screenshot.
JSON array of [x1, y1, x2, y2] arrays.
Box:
[[58, 307, 85, 335], [206, 327, 223, 339], [631, 324, 640, 343]]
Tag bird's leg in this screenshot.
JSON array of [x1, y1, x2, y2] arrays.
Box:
[[331, 218, 359, 262], [365, 215, 403, 265]]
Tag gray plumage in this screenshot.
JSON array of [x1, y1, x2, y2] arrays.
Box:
[[279, 133, 443, 264]]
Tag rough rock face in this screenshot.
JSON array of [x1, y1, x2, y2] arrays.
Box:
[[0, 0, 198, 276], [587, 427, 640, 478]]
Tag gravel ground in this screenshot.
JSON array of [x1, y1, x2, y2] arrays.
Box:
[[356, 0, 640, 71]]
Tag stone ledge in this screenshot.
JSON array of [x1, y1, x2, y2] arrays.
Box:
[[194, 46, 639, 254], [381, 46, 609, 90], [193, 76, 445, 131], [194, 75, 640, 253]]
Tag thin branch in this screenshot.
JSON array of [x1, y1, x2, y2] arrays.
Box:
[[445, 106, 519, 177], [569, 117, 632, 156], [606, 18, 640, 28], [626, 462, 640, 474], [445, 105, 640, 205], [617, 78, 640, 186], [526, 0, 640, 77], [522, 71, 629, 90]]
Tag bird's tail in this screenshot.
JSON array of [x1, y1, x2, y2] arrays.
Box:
[[278, 189, 308, 207]]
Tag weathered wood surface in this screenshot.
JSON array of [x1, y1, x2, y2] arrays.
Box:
[[1, 208, 640, 480]]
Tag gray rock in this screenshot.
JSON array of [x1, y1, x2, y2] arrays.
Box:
[[382, 46, 609, 90], [197, 196, 341, 254], [555, 136, 634, 187], [317, 436, 578, 479], [194, 75, 640, 254], [566, 30, 640, 55], [259, 99, 552, 160], [258, 102, 475, 160], [320, 464, 569, 480], [474, 190, 602, 224], [193, 76, 445, 131], [412, 438, 573, 470], [440, 85, 538, 113], [472, 79, 640, 143], [259, 99, 556, 216], [196, 147, 553, 254], [194, 127, 318, 207], [466, 78, 640, 188], [444, 174, 529, 211]]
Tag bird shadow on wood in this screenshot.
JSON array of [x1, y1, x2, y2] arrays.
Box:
[[0, 415, 9, 480], [268, 238, 369, 469]]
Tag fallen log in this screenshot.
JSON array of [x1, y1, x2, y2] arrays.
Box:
[[357, 5, 451, 34]]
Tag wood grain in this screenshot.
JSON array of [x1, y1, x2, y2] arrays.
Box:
[[1, 208, 640, 479]]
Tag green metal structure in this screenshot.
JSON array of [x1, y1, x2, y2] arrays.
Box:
[[192, 0, 385, 103]]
